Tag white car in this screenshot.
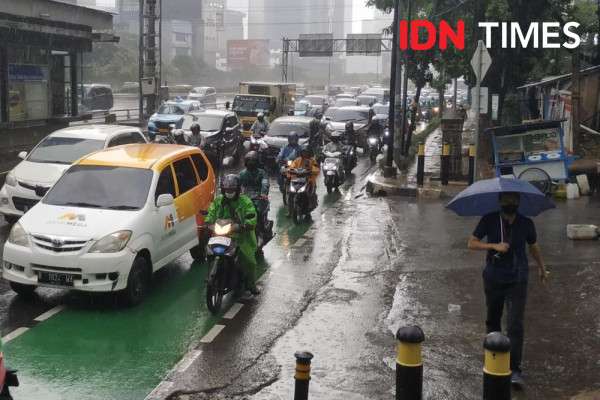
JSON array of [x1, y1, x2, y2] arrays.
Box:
[[2, 144, 216, 306], [0, 125, 147, 224], [187, 86, 217, 108]]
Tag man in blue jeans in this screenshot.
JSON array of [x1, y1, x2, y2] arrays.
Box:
[[468, 192, 549, 388]]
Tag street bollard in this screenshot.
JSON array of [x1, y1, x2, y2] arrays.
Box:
[[468, 144, 476, 185], [416, 143, 425, 187], [441, 142, 450, 186], [396, 326, 425, 400], [483, 332, 511, 400], [294, 351, 313, 400]]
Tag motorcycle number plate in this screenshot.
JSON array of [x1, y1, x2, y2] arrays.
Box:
[[327, 171, 335, 175], [159, 128, 169, 133], [209, 236, 232, 247]]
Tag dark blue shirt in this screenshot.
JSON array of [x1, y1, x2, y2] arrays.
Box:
[[473, 212, 537, 283]]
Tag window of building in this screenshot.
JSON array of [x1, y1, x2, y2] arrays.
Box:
[[175, 47, 190, 57], [7, 46, 50, 122], [174, 32, 188, 42]]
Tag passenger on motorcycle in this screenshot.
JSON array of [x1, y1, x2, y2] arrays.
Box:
[[205, 174, 260, 295], [240, 151, 273, 248], [188, 123, 202, 147], [323, 130, 344, 154], [250, 112, 270, 136], [276, 132, 302, 193]]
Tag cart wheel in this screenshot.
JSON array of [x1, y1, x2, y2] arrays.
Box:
[[518, 167, 552, 195]]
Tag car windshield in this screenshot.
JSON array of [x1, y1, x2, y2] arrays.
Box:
[[332, 109, 370, 123], [158, 104, 185, 115], [27, 136, 105, 165], [44, 165, 152, 210], [182, 115, 223, 132], [373, 105, 388, 115], [233, 98, 271, 113], [267, 121, 309, 137], [304, 96, 325, 106], [295, 102, 310, 111], [192, 88, 207, 94], [336, 99, 357, 107]]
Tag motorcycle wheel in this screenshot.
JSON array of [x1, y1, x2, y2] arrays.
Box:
[[345, 167, 353, 175], [369, 150, 377, 162], [293, 202, 302, 224], [326, 184, 333, 194], [206, 258, 224, 314]]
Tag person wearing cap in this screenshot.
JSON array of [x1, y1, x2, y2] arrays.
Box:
[[250, 112, 270, 136]]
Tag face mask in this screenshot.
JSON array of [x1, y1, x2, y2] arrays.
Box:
[[501, 204, 518, 215], [224, 191, 236, 200]]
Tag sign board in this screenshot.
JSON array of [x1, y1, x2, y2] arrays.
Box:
[[470, 40, 492, 82], [470, 87, 489, 114], [227, 40, 270, 69], [346, 33, 381, 55], [491, 94, 499, 120], [141, 77, 155, 96], [299, 33, 334, 57]]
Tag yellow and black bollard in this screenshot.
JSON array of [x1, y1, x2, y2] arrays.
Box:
[[396, 326, 425, 400], [483, 332, 511, 400], [441, 142, 450, 186], [468, 144, 476, 185], [294, 351, 313, 400], [416, 143, 425, 187]]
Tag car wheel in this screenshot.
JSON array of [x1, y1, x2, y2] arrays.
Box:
[[4, 215, 19, 225], [9, 282, 36, 297], [121, 256, 151, 307]]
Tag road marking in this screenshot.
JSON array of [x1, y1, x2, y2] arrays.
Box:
[[199, 324, 225, 343], [34, 305, 66, 322], [174, 349, 203, 373], [223, 303, 244, 320], [294, 238, 306, 248], [0, 171, 9, 176], [144, 380, 174, 400], [2, 327, 29, 344]]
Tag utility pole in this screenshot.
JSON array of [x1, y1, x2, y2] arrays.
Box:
[[138, 0, 161, 123], [385, 0, 401, 177], [473, 41, 483, 180], [399, 0, 412, 158], [572, 47, 581, 153]]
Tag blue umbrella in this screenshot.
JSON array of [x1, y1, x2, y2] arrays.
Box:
[[446, 177, 556, 217]]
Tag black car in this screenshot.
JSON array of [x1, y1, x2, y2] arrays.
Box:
[[180, 110, 244, 169]]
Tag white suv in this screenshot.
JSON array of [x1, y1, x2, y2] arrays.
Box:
[[0, 125, 147, 224]]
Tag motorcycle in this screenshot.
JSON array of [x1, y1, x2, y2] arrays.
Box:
[[243, 133, 269, 169], [366, 132, 382, 162], [249, 196, 274, 255], [322, 150, 345, 193], [0, 343, 19, 400], [205, 219, 244, 314], [341, 142, 357, 175], [286, 167, 317, 224], [278, 160, 293, 206]]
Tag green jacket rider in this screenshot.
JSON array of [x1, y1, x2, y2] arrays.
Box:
[[205, 174, 260, 295]]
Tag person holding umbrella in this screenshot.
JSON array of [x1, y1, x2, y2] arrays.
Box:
[[447, 178, 552, 388]]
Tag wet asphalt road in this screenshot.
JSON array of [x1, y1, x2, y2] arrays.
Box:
[[1, 153, 600, 399]]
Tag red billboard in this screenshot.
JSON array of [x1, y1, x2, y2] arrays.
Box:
[[227, 40, 270, 69]]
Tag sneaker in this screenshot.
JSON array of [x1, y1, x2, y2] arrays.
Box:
[[511, 371, 525, 389]]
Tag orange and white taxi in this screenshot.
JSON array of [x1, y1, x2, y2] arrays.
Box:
[[2, 144, 215, 305]]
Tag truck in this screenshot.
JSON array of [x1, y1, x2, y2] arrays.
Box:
[[233, 82, 296, 137]]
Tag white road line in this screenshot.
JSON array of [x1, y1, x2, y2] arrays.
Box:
[[144, 380, 174, 400], [0, 171, 9, 176], [223, 303, 244, 320], [2, 327, 29, 344], [174, 349, 203, 373], [199, 324, 225, 344], [34, 305, 66, 322], [294, 238, 306, 248]]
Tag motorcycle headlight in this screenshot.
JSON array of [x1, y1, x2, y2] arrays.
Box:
[[298, 186, 306, 193], [8, 222, 29, 247], [89, 230, 132, 253], [384, 130, 390, 137], [368, 137, 378, 145], [5, 171, 16, 187], [289, 185, 297, 193], [215, 223, 232, 236]]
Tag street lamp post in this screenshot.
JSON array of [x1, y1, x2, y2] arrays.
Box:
[[385, 0, 401, 177]]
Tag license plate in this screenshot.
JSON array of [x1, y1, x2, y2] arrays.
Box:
[[159, 128, 169, 133], [38, 271, 74, 287], [327, 171, 335, 175], [208, 236, 231, 247]]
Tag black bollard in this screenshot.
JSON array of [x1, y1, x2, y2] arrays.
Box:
[[483, 332, 511, 400], [396, 326, 425, 400], [416, 143, 425, 187], [468, 144, 476, 185], [441, 142, 450, 186], [294, 351, 313, 400]]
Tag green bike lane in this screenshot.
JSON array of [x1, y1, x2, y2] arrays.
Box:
[[2, 172, 350, 400]]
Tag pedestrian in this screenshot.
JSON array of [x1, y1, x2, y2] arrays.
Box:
[[188, 123, 202, 147], [467, 191, 549, 388]]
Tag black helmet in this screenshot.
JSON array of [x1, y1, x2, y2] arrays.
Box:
[[314, 110, 323, 120], [190, 123, 200, 134], [244, 151, 259, 169], [288, 132, 299, 145], [309, 119, 320, 134], [221, 174, 241, 200], [345, 121, 354, 132]]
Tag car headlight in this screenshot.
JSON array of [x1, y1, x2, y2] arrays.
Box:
[[5, 171, 16, 187], [89, 230, 132, 253], [8, 222, 29, 247]]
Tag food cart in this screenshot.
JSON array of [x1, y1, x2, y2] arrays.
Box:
[[486, 120, 570, 193]]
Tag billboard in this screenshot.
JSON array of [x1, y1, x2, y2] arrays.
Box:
[[346, 34, 382, 55], [299, 33, 334, 57], [227, 40, 270, 69]]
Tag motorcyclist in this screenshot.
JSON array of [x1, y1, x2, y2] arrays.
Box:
[[323, 130, 344, 155], [276, 132, 301, 193], [344, 121, 356, 150], [288, 146, 320, 197], [205, 174, 260, 296], [188, 123, 202, 147], [240, 151, 272, 245], [308, 117, 322, 157], [173, 129, 188, 145], [250, 112, 270, 136]]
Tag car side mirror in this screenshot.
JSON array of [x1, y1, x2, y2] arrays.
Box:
[[18, 151, 27, 160], [156, 193, 174, 208]]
